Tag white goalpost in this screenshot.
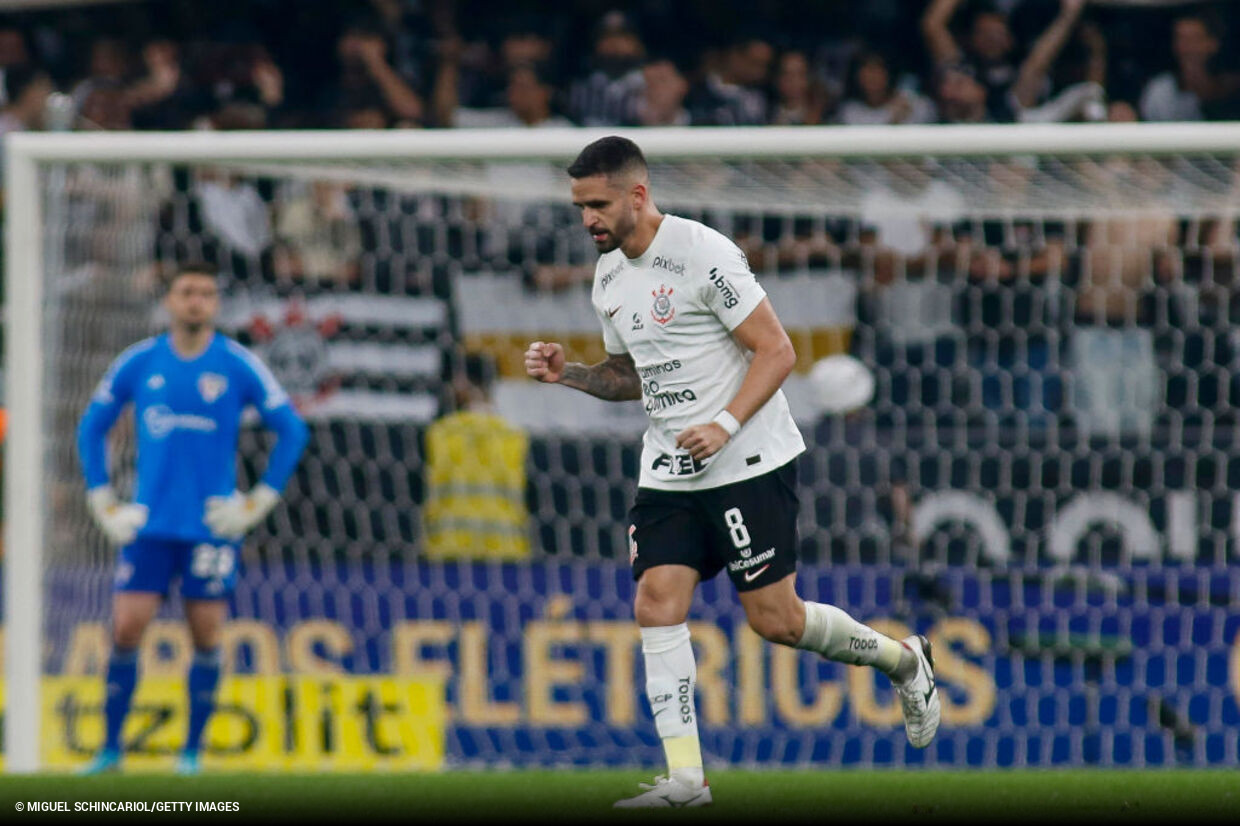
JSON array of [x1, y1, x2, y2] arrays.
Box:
[[6, 122, 1240, 772]]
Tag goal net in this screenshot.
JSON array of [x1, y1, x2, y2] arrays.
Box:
[[4, 125, 1239, 772]]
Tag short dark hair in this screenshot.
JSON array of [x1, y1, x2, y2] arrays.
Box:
[[1175, 10, 1224, 40], [170, 260, 217, 284], [3, 65, 47, 107], [567, 135, 647, 179]]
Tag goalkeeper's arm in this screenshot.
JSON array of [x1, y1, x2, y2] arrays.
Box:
[[205, 405, 309, 540], [77, 387, 147, 545]]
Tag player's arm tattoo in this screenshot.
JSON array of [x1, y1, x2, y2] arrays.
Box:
[[559, 353, 642, 401]]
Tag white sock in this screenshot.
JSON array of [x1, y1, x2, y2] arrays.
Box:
[[640, 623, 704, 787], [795, 601, 907, 677]]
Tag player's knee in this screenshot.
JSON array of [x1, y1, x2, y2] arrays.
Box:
[[112, 620, 147, 649], [633, 591, 687, 628], [190, 628, 222, 650]]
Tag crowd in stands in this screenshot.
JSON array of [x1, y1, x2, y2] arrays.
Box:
[[10, 0, 1240, 450], [1, 0, 1238, 137]]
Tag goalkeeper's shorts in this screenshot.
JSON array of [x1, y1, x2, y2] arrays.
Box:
[[113, 537, 240, 599], [627, 460, 799, 592]]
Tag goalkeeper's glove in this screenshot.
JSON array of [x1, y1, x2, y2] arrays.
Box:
[[204, 484, 280, 540], [86, 487, 148, 546]]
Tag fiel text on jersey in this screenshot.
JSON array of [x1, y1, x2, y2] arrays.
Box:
[[651, 452, 708, 476]]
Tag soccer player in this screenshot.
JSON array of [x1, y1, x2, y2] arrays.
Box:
[[525, 137, 940, 807], [77, 263, 308, 773]]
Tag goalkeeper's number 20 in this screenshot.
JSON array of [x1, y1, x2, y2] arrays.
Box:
[[191, 543, 236, 579]]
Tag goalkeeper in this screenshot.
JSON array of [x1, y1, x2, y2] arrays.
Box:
[[76, 263, 308, 774]]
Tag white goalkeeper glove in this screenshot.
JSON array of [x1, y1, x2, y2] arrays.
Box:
[[86, 487, 148, 546], [204, 483, 280, 540]]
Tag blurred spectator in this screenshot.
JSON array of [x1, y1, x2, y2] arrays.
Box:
[[1107, 99, 1138, 123], [455, 25, 555, 112], [0, 64, 51, 183], [933, 62, 990, 123], [79, 80, 133, 130], [341, 105, 392, 129], [453, 62, 571, 128], [957, 160, 1066, 427], [0, 23, 30, 107], [70, 38, 129, 111], [423, 353, 531, 560], [625, 57, 689, 126], [367, 0, 435, 99], [836, 51, 935, 126], [926, 0, 1094, 123], [273, 181, 362, 285], [568, 10, 645, 126], [769, 49, 830, 125], [191, 170, 274, 280], [1068, 161, 1180, 439], [321, 23, 423, 128], [0, 64, 51, 137], [193, 40, 286, 128], [732, 205, 841, 273], [210, 101, 269, 131], [686, 35, 772, 125], [7, 0, 1240, 134], [430, 23, 557, 126], [1140, 11, 1240, 122], [1008, 0, 1104, 123], [127, 40, 199, 130], [922, 0, 1020, 121], [855, 162, 965, 410]]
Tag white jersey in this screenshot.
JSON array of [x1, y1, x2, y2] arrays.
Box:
[[591, 214, 805, 490]]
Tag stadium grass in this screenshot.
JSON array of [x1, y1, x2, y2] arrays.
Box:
[[0, 770, 1235, 825]]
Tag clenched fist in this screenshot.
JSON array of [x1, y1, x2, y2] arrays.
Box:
[[525, 341, 566, 383], [675, 422, 731, 461]]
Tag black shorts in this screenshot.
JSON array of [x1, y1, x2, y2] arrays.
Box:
[[627, 460, 799, 592]]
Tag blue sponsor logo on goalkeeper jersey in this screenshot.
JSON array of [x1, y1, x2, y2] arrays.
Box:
[[142, 404, 219, 440]]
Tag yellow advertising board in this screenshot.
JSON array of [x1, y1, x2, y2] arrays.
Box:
[[0, 675, 444, 772]]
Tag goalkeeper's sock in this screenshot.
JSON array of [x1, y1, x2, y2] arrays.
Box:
[[795, 601, 914, 681], [185, 647, 222, 754], [640, 624, 705, 788], [103, 645, 139, 752]]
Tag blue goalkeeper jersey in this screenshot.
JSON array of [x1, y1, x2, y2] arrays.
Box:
[[77, 332, 309, 543]]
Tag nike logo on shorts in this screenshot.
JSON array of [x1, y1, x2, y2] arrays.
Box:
[[743, 564, 770, 583]]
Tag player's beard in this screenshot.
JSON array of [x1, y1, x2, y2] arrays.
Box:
[[594, 211, 636, 253], [177, 318, 212, 337]]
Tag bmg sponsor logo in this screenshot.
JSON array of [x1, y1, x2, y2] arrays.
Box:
[[708, 268, 740, 309]]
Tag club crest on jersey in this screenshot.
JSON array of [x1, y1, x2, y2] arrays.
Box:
[[198, 372, 228, 403], [650, 285, 675, 325]]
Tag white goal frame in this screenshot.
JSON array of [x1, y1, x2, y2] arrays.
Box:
[[6, 121, 1240, 772]]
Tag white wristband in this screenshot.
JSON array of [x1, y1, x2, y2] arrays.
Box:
[[712, 410, 740, 437]]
